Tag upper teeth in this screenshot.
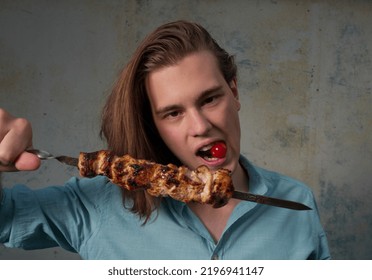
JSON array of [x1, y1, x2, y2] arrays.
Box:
[[200, 144, 213, 152]]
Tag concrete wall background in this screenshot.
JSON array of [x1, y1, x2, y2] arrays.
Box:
[[0, 0, 371, 260]]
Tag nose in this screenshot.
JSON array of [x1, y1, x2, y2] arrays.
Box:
[[187, 109, 212, 137]]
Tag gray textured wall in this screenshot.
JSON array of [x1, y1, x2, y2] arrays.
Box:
[[0, 0, 371, 260]]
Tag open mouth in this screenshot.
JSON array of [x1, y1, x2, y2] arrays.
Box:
[[196, 142, 227, 161]]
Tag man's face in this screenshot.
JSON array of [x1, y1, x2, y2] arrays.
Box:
[[146, 51, 241, 174]]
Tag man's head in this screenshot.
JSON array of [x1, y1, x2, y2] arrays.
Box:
[[102, 20, 238, 160], [146, 50, 241, 174], [100, 20, 240, 219]]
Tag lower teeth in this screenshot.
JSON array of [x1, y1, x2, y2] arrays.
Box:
[[203, 156, 218, 161]]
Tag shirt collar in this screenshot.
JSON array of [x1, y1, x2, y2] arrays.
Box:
[[239, 154, 268, 196]]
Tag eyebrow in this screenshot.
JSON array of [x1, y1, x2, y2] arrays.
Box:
[[154, 85, 223, 116]]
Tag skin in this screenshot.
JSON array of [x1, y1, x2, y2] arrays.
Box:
[[146, 51, 250, 241], [0, 109, 40, 172]]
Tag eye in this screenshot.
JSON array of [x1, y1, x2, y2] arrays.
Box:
[[163, 110, 182, 120], [201, 94, 221, 107]]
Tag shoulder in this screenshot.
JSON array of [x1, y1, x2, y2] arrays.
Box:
[[258, 165, 311, 192], [63, 176, 122, 203]]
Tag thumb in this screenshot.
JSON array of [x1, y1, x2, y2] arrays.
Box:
[[14, 151, 41, 171]]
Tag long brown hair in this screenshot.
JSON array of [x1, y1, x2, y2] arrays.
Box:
[[100, 20, 237, 222]]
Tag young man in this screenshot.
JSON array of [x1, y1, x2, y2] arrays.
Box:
[[0, 20, 330, 259]]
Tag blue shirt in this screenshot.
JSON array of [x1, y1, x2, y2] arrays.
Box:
[[0, 156, 330, 259]]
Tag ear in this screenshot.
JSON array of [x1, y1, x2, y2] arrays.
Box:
[[229, 78, 241, 111]]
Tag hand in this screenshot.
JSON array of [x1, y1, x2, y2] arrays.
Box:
[[0, 108, 40, 172]]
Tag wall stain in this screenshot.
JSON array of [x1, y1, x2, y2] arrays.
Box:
[[272, 125, 310, 149]]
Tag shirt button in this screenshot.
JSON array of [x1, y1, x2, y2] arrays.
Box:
[[211, 254, 219, 260]]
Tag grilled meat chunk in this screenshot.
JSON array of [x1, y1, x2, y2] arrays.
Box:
[[78, 150, 234, 207]]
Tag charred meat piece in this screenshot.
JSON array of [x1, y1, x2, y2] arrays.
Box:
[[78, 150, 234, 208]]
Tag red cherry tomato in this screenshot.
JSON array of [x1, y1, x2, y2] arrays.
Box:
[[210, 142, 227, 158]]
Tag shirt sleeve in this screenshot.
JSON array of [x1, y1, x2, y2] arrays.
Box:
[[310, 200, 331, 260], [0, 176, 112, 252], [293, 185, 331, 260], [263, 167, 331, 260]]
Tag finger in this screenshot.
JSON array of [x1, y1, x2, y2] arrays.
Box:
[[0, 118, 33, 165], [14, 151, 41, 171], [0, 151, 41, 172]]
